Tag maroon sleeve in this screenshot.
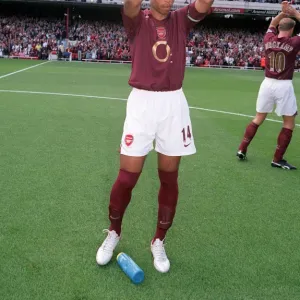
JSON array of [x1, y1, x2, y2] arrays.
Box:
[[175, 2, 209, 31], [122, 9, 143, 40], [263, 27, 277, 43], [291, 36, 300, 52]]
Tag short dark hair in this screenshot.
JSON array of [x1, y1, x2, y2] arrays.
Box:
[[279, 18, 296, 32]]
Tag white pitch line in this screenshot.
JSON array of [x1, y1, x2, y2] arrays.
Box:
[[189, 106, 287, 125], [0, 89, 126, 101], [0, 89, 299, 127], [0, 61, 50, 80]]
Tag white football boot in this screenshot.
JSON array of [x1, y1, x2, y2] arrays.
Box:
[[96, 229, 120, 265], [151, 239, 170, 273]]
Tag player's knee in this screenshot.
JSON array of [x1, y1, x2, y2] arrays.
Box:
[[158, 154, 181, 172], [284, 124, 295, 131], [253, 113, 267, 125], [120, 155, 146, 173], [117, 169, 141, 190], [283, 121, 295, 130], [283, 116, 295, 130]]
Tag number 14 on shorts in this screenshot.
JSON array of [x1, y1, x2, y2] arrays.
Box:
[[182, 125, 192, 147]]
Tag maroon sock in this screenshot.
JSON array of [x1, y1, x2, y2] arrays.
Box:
[[108, 169, 140, 235], [238, 121, 259, 153], [153, 170, 179, 242], [273, 128, 293, 162]]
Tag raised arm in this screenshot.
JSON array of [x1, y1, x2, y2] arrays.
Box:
[[175, 0, 213, 32], [123, 0, 143, 18], [293, 11, 300, 22], [282, 1, 300, 22], [269, 12, 287, 29], [264, 12, 287, 43], [281, 2, 300, 51], [122, 0, 143, 40], [195, 0, 214, 14]]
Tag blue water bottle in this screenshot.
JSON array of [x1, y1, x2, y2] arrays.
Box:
[[117, 252, 144, 284]]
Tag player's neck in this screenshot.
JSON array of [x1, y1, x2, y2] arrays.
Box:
[[278, 33, 288, 38], [150, 7, 168, 21], [278, 31, 290, 39]]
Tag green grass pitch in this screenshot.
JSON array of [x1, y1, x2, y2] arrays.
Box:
[[0, 59, 300, 300]]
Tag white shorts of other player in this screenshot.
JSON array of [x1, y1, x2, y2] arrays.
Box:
[[256, 77, 298, 117], [120, 88, 196, 157]]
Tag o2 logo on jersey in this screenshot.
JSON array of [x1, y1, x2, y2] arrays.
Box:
[[152, 26, 171, 63], [152, 41, 171, 63], [124, 134, 134, 146]]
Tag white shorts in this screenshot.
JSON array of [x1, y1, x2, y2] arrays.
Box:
[[120, 88, 196, 157], [256, 78, 298, 117]]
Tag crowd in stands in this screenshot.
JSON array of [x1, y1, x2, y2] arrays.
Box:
[[1, 15, 299, 68], [232, 0, 299, 3], [186, 27, 265, 68], [0, 16, 65, 59]]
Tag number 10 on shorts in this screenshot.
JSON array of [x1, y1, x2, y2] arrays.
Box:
[[182, 125, 192, 147]]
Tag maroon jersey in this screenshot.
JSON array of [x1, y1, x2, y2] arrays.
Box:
[[264, 27, 300, 80], [122, 3, 207, 91]]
